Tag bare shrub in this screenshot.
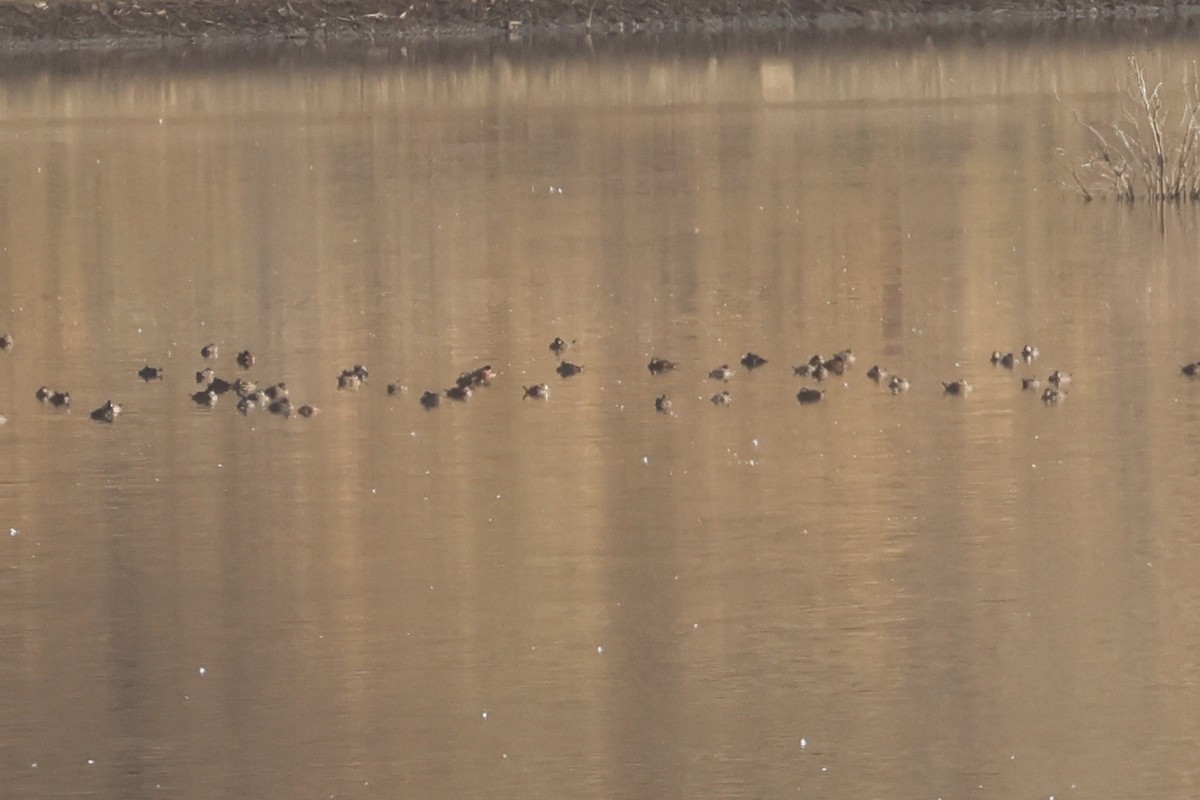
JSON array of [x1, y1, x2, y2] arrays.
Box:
[[1062, 56, 1200, 204]]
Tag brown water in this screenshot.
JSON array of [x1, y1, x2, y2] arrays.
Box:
[[3, 31, 1200, 800]]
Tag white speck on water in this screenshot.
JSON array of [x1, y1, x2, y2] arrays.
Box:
[[800, 738, 807, 749], [198, 667, 206, 676], [496, 494, 501, 499], [481, 711, 488, 720], [87, 760, 94, 765], [9, 528, 17, 537], [692, 623, 699, 629], [597, 646, 604, 654], [642, 456, 649, 464], [371, 488, 377, 494], [31, 763, 37, 768], [752, 438, 759, 447], [502, 753, 508, 759]]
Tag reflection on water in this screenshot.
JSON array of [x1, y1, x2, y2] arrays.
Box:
[[3, 29, 1200, 800]]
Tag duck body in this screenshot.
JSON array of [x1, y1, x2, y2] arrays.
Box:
[[797, 387, 824, 404], [236, 350, 255, 369], [654, 394, 672, 413], [741, 352, 768, 370], [647, 358, 677, 375], [942, 380, 972, 395], [523, 384, 550, 399], [90, 400, 122, 422], [867, 365, 887, 383], [888, 376, 910, 394], [709, 365, 734, 381], [556, 362, 583, 378], [711, 390, 732, 406], [420, 390, 442, 409]]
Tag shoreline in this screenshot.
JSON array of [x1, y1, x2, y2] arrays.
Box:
[[0, 0, 1198, 52]]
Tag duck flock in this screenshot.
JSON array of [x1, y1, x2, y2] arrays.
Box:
[[0, 329, 1101, 427]]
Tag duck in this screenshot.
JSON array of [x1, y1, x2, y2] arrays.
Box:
[[263, 382, 288, 401], [1022, 344, 1040, 361], [236, 350, 255, 369], [823, 355, 846, 376], [207, 377, 233, 395], [192, 389, 218, 407], [196, 367, 215, 384], [231, 378, 257, 397], [711, 390, 732, 406], [741, 352, 768, 370], [866, 365, 888, 383], [1042, 386, 1066, 404], [647, 357, 677, 375], [834, 348, 856, 365], [792, 364, 812, 377], [556, 362, 583, 378], [35, 386, 54, 403], [709, 364, 734, 381], [1000, 353, 1016, 369], [1048, 370, 1071, 387], [419, 390, 442, 409], [1182, 362, 1200, 377], [445, 385, 472, 402], [796, 387, 824, 404], [136, 365, 162, 381], [523, 383, 550, 399], [337, 372, 362, 391], [654, 394, 672, 413], [457, 365, 497, 389], [236, 396, 255, 415], [268, 397, 293, 416], [888, 376, 911, 394], [549, 337, 573, 356], [0, 333, 13, 351], [810, 363, 829, 382], [387, 382, 408, 396], [1021, 377, 1042, 391], [90, 400, 121, 422], [200, 343, 218, 359], [297, 404, 320, 418], [942, 380, 972, 395]]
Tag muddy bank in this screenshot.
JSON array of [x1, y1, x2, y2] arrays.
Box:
[[0, 0, 1197, 49]]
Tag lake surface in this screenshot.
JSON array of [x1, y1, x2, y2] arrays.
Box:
[[3, 27, 1200, 800]]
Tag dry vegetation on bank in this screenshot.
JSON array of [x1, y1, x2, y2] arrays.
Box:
[[0, 0, 1196, 47], [1064, 56, 1200, 204]]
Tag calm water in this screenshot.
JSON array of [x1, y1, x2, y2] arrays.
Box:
[[3, 29, 1200, 800]]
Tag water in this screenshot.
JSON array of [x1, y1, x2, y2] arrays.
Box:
[[3, 29, 1200, 800]]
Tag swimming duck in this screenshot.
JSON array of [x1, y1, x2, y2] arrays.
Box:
[[419, 390, 442, 409], [549, 337, 573, 356], [90, 400, 122, 423], [232, 378, 257, 397], [338, 372, 362, 391], [741, 352, 768, 370], [807, 354, 825, 369], [445, 385, 472, 402], [796, 387, 824, 404], [711, 390, 732, 406], [196, 367, 215, 384], [138, 365, 163, 382], [207, 377, 233, 395], [1001, 353, 1017, 369], [834, 348, 856, 365], [192, 389, 218, 407], [236, 350, 255, 369], [263, 382, 288, 401], [1022, 377, 1042, 390], [810, 363, 829, 382], [1042, 386, 1066, 404], [387, 382, 408, 396], [709, 365, 734, 381], [523, 384, 550, 399], [556, 362, 583, 378], [866, 365, 887, 382], [0, 333, 12, 351], [942, 380, 972, 395], [792, 364, 812, 377], [654, 394, 672, 413], [1022, 345, 1040, 361], [268, 397, 293, 417], [823, 356, 846, 376], [297, 404, 320, 417], [457, 365, 497, 389], [200, 343, 218, 359], [990, 351, 1003, 365], [236, 396, 255, 415], [1048, 370, 1071, 387], [35, 386, 53, 403], [647, 357, 677, 375], [888, 376, 911, 394]]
